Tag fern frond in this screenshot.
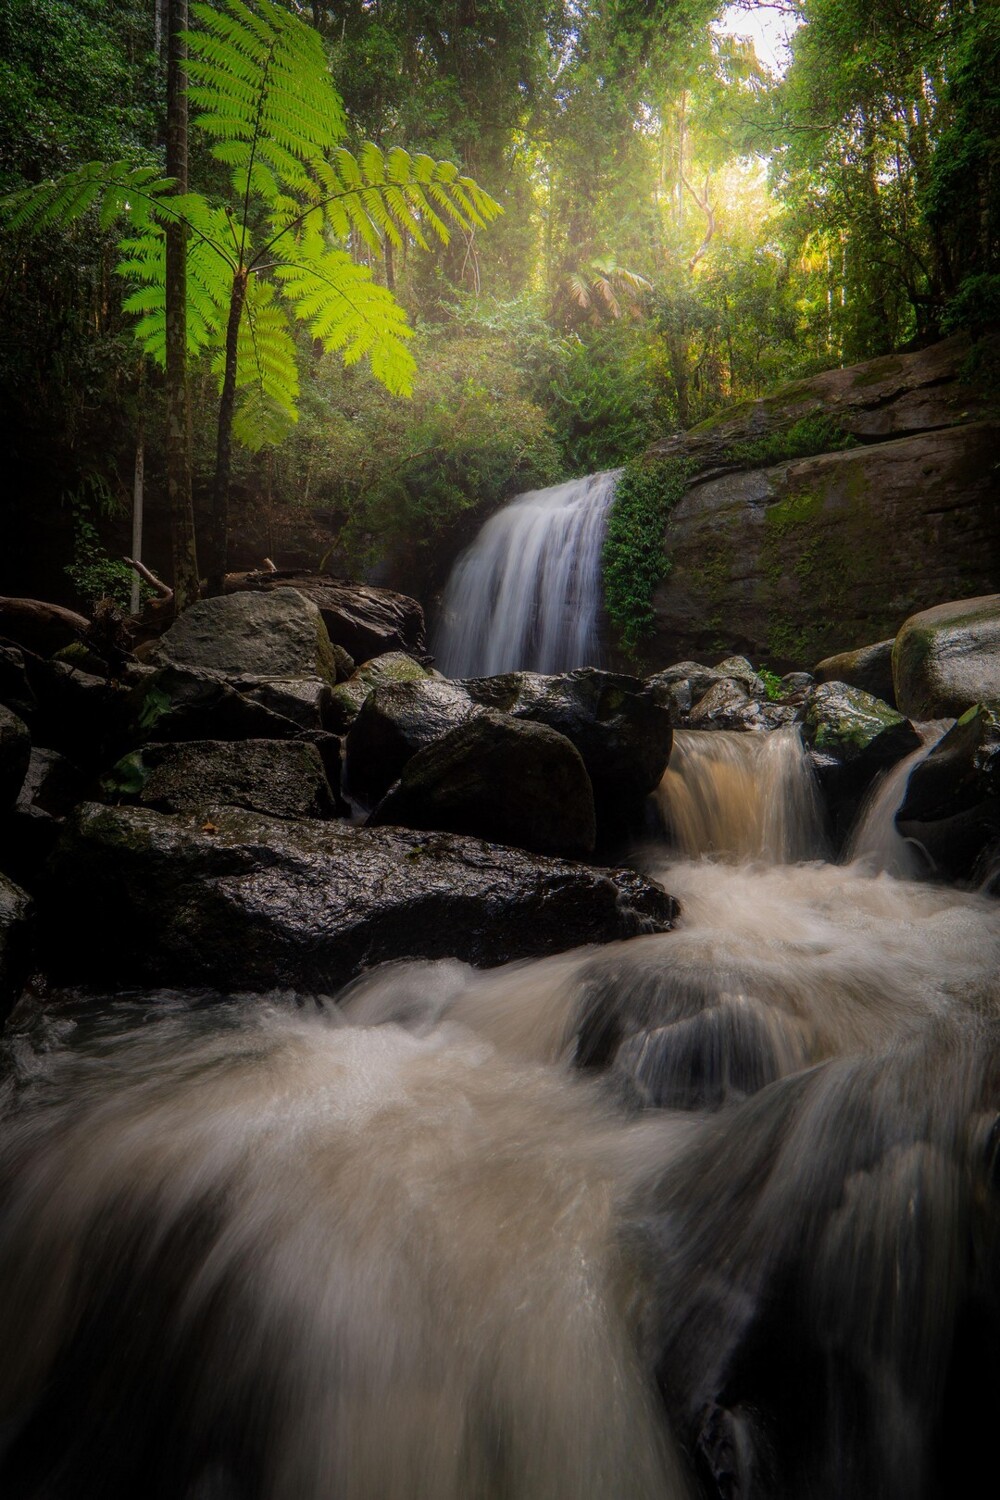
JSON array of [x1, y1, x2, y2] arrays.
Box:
[[218, 277, 299, 450], [116, 206, 234, 362], [186, 0, 346, 203], [0, 161, 174, 238], [274, 247, 416, 397]]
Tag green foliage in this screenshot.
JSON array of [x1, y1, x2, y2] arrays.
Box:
[[63, 483, 139, 610], [724, 414, 859, 469], [0, 0, 502, 446], [547, 324, 667, 475], [601, 456, 694, 653], [756, 666, 785, 703], [942, 275, 1000, 337]]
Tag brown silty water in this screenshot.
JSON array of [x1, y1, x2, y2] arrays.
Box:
[[1, 724, 998, 1500]]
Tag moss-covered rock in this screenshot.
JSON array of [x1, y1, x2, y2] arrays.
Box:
[[892, 595, 1000, 719], [814, 641, 895, 704], [327, 652, 435, 735], [150, 588, 339, 686], [797, 682, 921, 845]]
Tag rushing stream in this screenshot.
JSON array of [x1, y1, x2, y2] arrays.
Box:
[[2, 729, 1000, 1499]]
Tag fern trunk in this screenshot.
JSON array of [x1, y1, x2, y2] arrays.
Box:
[[165, 0, 200, 611], [208, 268, 249, 593]]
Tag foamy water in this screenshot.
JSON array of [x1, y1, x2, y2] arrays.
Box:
[[1, 722, 998, 1499]]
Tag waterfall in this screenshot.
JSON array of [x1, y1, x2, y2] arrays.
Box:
[[655, 727, 827, 864], [433, 470, 618, 678], [845, 720, 952, 876]]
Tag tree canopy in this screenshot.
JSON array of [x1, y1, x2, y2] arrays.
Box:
[[1, 0, 996, 605]]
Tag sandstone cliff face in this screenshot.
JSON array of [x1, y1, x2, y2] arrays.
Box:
[[640, 337, 999, 670]]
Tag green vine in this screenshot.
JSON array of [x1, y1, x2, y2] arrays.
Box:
[[601, 456, 694, 652]]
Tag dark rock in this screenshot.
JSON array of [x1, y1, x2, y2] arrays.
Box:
[[689, 680, 796, 732], [814, 641, 895, 704], [648, 661, 731, 703], [0, 644, 36, 721], [370, 709, 596, 857], [0, 872, 32, 1023], [464, 667, 673, 830], [128, 666, 302, 745], [44, 803, 678, 991], [17, 659, 130, 771], [781, 672, 814, 693], [892, 595, 1000, 719], [327, 652, 434, 735], [896, 704, 1000, 881], [345, 678, 477, 806], [330, 643, 355, 682], [149, 588, 339, 686], [798, 681, 921, 841], [228, 675, 334, 731], [295, 731, 344, 807], [229, 575, 427, 664], [17, 748, 85, 819], [714, 656, 766, 698], [0, 705, 30, 810], [300, 581, 427, 664], [100, 740, 337, 820]]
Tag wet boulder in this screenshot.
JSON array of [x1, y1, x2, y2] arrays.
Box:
[[714, 656, 767, 698], [101, 740, 337, 821], [289, 580, 427, 664], [0, 872, 32, 1023], [225, 675, 334, 731], [814, 640, 895, 704], [797, 682, 921, 841], [327, 652, 434, 735], [345, 678, 477, 807], [128, 666, 302, 745], [688, 679, 796, 732], [0, 645, 36, 722], [648, 661, 735, 705], [895, 704, 1000, 882], [149, 588, 339, 686], [370, 710, 596, 858], [892, 595, 1000, 719], [15, 659, 130, 771], [464, 667, 672, 832], [44, 803, 678, 992], [0, 705, 30, 810], [2, 747, 88, 889]]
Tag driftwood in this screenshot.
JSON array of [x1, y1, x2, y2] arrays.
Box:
[[0, 596, 91, 655], [124, 557, 174, 602]]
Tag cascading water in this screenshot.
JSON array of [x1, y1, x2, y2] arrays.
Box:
[[433, 470, 618, 677], [2, 724, 1000, 1500]]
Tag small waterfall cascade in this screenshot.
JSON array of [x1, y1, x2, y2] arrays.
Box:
[[655, 726, 827, 864], [845, 720, 952, 876], [433, 469, 618, 678]]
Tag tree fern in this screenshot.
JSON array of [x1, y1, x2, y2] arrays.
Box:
[[0, 0, 501, 578]]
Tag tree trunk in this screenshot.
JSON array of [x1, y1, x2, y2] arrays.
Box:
[[165, 0, 200, 611], [208, 268, 249, 594]]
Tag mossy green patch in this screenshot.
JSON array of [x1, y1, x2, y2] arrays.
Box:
[[724, 414, 859, 470], [602, 456, 695, 653]]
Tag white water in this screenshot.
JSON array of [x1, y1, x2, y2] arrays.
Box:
[[433, 470, 618, 677], [2, 726, 999, 1499]]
